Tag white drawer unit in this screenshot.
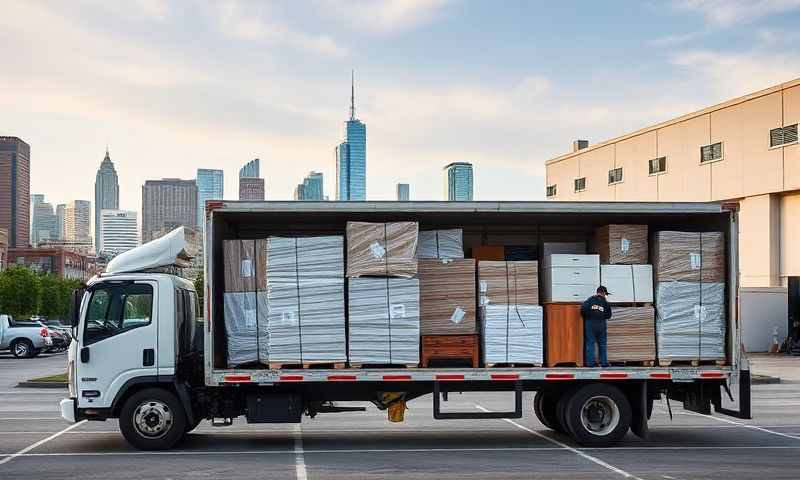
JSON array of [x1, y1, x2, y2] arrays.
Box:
[[549, 266, 600, 285], [542, 254, 601, 302], [547, 283, 599, 302], [600, 264, 653, 303], [545, 254, 600, 268]]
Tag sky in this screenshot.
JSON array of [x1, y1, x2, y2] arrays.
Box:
[[3, 0, 800, 225]]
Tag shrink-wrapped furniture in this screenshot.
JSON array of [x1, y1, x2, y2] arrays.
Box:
[[655, 282, 725, 362], [652, 231, 725, 283], [481, 304, 543, 365], [417, 229, 464, 259], [224, 239, 266, 292], [346, 222, 418, 278], [595, 224, 648, 265], [418, 259, 476, 335], [223, 239, 268, 366]]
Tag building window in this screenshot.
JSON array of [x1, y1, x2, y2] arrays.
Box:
[[546, 184, 557, 197], [574, 177, 586, 192], [770, 124, 799, 148], [700, 142, 723, 163], [607, 167, 623, 185], [649, 156, 667, 175]]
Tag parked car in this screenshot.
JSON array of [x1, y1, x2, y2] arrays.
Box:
[[41, 323, 70, 353], [0, 314, 52, 358]]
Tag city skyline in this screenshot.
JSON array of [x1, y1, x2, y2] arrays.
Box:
[[94, 148, 120, 252]]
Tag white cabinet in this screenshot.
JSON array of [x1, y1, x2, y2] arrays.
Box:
[[600, 264, 653, 303], [542, 254, 600, 302]]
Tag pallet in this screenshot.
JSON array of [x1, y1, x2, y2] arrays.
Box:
[[608, 360, 655, 367], [349, 363, 419, 369], [657, 359, 726, 367], [421, 334, 480, 368], [485, 363, 543, 368], [268, 362, 346, 370]]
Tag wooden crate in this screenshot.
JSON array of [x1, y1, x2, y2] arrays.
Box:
[[421, 334, 479, 368], [544, 303, 584, 367]]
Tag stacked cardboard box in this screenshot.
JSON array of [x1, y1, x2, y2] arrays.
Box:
[[419, 259, 476, 335], [417, 229, 464, 259], [607, 306, 656, 363], [348, 278, 420, 365], [223, 239, 268, 366], [478, 261, 542, 365], [653, 231, 726, 363], [595, 225, 648, 265], [266, 236, 346, 365], [346, 221, 418, 278]]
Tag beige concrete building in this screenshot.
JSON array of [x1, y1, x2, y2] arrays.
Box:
[[545, 78, 800, 352]]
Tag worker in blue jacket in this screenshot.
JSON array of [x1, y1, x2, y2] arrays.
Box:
[[581, 286, 612, 367]]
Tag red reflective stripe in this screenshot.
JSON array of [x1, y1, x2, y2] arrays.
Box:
[[599, 372, 628, 380], [223, 375, 251, 382], [699, 371, 725, 378], [490, 374, 520, 381], [383, 375, 412, 381], [436, 374, 465, 381], [328, 375, 357, 382], [280, 375, 304, 382], [545, 373, 575, 380], [649, 372, 671, 379]]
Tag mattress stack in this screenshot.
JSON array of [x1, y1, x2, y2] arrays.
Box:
[[223, 239, 268, 367], [478, 261, 542, 365], [418, 259, 476, 335], [265, 236, 346, 364], [606, 307, 656, 363], [653, 231, 726, 362], [417, 229, 464, 259], [346, 221, 420, 365]]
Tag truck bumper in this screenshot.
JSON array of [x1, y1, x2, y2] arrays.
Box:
[[60, 398, 76, 423]]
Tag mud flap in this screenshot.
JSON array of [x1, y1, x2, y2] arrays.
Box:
[[629, 381, 649, 440]]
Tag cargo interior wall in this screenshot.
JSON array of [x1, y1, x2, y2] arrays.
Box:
[[210, 208, 732, 369]]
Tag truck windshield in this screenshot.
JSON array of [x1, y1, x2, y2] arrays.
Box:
[[84, 283, 153, 345]]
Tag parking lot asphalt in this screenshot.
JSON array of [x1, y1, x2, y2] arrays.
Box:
[[1, 353, 799, 479]]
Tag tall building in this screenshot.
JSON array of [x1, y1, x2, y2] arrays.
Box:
[[141, 179, 197, 243], [239, 158, 260, 178], [239, 159, 265, 200], [196, 169, 224, 228], [94, 148, 119, 252], [444, 162, 474, 201], [396, 183, 410, 201], [0, 228, 7, 271], [544, 76, 800, 352], [99, 209, 138, 256], [31, 194, 59, 246], [0, 137, 30, 248], [63, 200, 92, 245], [294, 171, 324, 200], [55, 204, 66, 240], [336, 72, 367, 201]]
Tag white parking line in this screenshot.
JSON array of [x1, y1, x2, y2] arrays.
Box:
[[474, 404, 643, 480], [677, 411, 800, 441], [293, 424, 308, 480], [0, 420, 86, 467]]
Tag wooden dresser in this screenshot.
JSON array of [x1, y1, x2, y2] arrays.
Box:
[[543, 303, 584, 367], [421, 334, 479, 368]]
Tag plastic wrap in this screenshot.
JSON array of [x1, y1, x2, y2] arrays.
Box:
[[223, 239, 266, 292], [265, 236, 346, 364], [417, 229, 464, 259], [224, 291, 268, 366], [607, 306, 655, 363], [346, 222, 418, 278], [348, 278, 420, 365], [652, 231, 725, 283], [655, 281, 725, 361], [481, 305, 543, 365], [419, 259, 476, 335], [478, 261, 539, 306], [594, 225, 648, 265]]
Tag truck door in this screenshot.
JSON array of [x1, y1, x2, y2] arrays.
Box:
[[77, 281, 158, 409]]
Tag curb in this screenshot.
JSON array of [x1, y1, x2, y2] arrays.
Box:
[[17, 381, 68, 389], [751, 374, 781, 385]]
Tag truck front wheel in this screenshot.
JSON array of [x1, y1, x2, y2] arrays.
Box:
[[119, 388, 186, 450], [563, 383, 631, 448]]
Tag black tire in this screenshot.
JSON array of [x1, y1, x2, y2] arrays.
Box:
[[563, 383, 632, 448], [32, 348, 42, 357], [119, 388, 187, 450], [555, 389, 574, 436], [11, 339, 34, 358], [534, 391, 561, 432]]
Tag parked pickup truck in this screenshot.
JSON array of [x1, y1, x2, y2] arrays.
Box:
[[0, 314, 52, 358]]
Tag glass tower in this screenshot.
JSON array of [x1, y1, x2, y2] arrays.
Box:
[[295, 171, 324, 200], [396, 183, 410, 201], [443, 162, 474, 201], [336, 72, 366, 201], [94, 148, 119, 253], [196, 169, 224, 228]]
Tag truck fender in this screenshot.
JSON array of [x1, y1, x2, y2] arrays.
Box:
[[173, 380, 195, 426], [110, 375, 174, 415]]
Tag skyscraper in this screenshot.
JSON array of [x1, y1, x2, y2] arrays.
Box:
[[94, 148, 119, 253], [335, 72, 366, 201], [31, 194, 59, 246], [141, 179, 197, 243], [294, 171, 324, 200], [99, 209, 139, 256], [444, 162, 474, 201], [63, 200, 92, 245], [0, 137, 30, 248], [196, 169, 224, 228], [396, 183, 410, 201], [239, 159, 265, 200], [56, 204, 66, 240], [239, 158, 260, 178]]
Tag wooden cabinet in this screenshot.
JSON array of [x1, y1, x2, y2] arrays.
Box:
[[421, 334, 479, 367], [544, 303, 584, 367]]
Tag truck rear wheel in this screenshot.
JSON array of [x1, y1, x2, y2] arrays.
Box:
[[563, 383, 631, 448], [533, 391, 562, 432], [119, 388, 186, 450]]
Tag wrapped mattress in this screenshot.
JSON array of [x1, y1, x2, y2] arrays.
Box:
[[481, 305, 543, 365], [478, 261, 539, 306], [223, 291, 268, 366], [594, 224, 648, 265], [655, 281, 725, 361], [652, 231, 725, 283], [607, 306, 656, 363]]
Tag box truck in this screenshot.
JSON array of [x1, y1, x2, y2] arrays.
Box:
[[59, 201, 751, 450]]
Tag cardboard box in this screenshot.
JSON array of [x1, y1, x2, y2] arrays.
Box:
[[419, 259, 476, 335], [223, 239, 267, 292], [346, 222, 418, 278], [652, 231, 725, 283], [478, 261, 539, 306], [607, 306, 655, 363], [595, 225, 648, 265]]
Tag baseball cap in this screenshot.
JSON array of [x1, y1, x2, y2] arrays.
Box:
[[597, 285, 611, 295]]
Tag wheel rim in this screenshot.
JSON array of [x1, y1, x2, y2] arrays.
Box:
[[15, 343, 29, 356], [579, 395, 620, 436], [133, 400, 173, 439]]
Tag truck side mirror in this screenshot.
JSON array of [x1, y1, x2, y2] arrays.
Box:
[[70, 288, 85, 328]]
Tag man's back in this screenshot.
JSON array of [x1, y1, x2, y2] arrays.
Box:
[[581, 295, 612, 321]]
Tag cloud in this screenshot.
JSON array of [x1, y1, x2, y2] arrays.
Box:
[[649, 31, 703, 47], [319, 0, 451, 33], [669, 0, 800, 27]]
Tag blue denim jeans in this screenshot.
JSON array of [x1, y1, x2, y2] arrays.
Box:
[[584, 319, 608, 367]]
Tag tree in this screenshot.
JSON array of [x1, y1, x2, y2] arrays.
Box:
[[194, 270, 204, 315], [39, 274, 79, 319], [0, 266, 43, 318]]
